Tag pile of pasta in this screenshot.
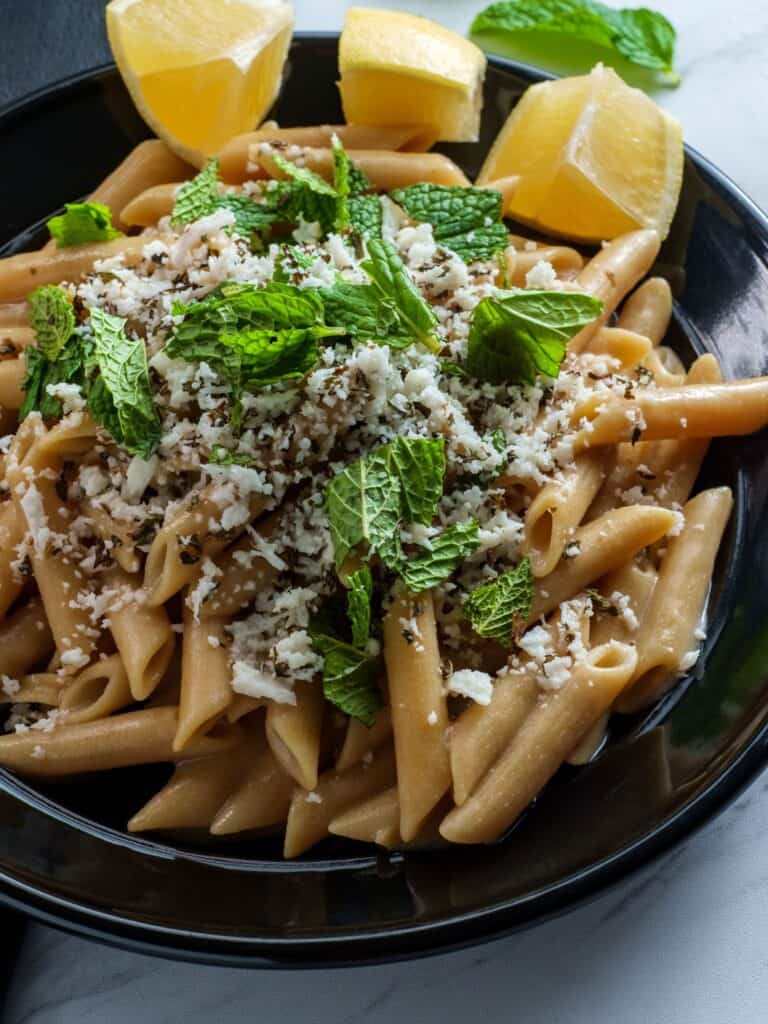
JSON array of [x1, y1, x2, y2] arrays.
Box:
[[0, 123, 766, 858]]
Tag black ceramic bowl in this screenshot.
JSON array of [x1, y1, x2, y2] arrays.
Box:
[[1, 34, 768, 967]]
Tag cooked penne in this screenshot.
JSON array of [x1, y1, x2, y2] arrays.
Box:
[[617, 487, 733, 713], [328, 785, 402, 849], [58, 654, 133, 724], [0, 501, 26, 618], [105, 569, 175, 700], [0, 302, 29, 327], [335, 706, 392, 773], [210, 724, 295, 836], [449, 667, 539, 805], [89, 139, 194, 230], [0, 235, 151, 303], [283, 743, 397, 857], [0, 706, 240, 777], [503, 238, 585, 285], [218, 123, 435, 181], [573, 378, 768, 448], [440, 642, 638, 843], [617, 277, 673, 345], [567, 230, 662, 353], [527, 505, 679, 622], [174, 610, 233, 752], [584, 327, 652, 370], [265, 679, 324, 791], [383, 589, 451, 842], [254, 145, 471, 189], [0, 599, 54, 678], [128, 743, 248, 833], [523, 450, 607, 576], [0, 358, 25, 410]]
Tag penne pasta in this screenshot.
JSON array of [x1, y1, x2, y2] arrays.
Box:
[[218, 123, 436, 181], [210, 722, 295, 835], [335, 706, 392, 773], [523, 450, 607, 577], [58, 654, 133, 724], [265, 679, 324, 791], [584, 327, 652, 370], [0, 706, 241, 777], [328, 785, 402, 849], [572, 378, 768, 449], [449, 667, 539, 805], [89, 139, 195, 230], [440, 642, 638, 843], [527, 505, 679, 622], [567, 230, 662, 353], [616, 487, 733, 713], [174, 610, 233, 752], [0, 235, 151, 303], [283, 743, 397, 857], [254, 144, 471, 189], [382, 589, 451, 842], [105, 569, 175, 701], [617, 277, 673, 345], [0, 302, 29, 328]]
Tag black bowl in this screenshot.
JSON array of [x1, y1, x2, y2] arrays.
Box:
[[1, 34, 768, 967]]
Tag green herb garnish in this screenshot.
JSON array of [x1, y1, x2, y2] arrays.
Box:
[[471, 0, 679, 84], [47, 202, 122, 248], [467, 290, 603, 384], [463, 558, 535, 646]]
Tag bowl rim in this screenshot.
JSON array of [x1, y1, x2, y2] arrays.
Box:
[[1, 34, 768, 967]]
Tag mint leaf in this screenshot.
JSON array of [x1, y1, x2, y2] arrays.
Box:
[[347, 565, 373, 649], [388, 436, 445, 526], [442, 223, 510, 262], [311, 632, 383, 726], [20, 342, 85, 421], [332, 134, 371, 231], [214, 193, 282, 237], [88, 308, 161, 459], [391, 183, 508, 262], [47, 202, 122, 248], [348, 194, 383, 238], [222, 325, 341, 388], [467, 290, 603, 384], [272, 152, 339, 232], [440, 359, 469, 378], [361, 238, 441, 353], [399, 520, 480, 592], [171, 159, 221, 226], [392, 183, 502, 237], [471, 0, 679, 83], [28, 286, 75, 360], [463, 558, 534, 647], [325, 447, 402, 570], [318, 281, 401, 341]]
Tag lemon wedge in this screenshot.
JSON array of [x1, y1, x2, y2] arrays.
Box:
[[338, 7, 486, 143], [106, 0, 294, 166], [477, 65, 683, 242]]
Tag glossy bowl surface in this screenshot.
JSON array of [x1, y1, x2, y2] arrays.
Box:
[[1, 34, 768, 967]]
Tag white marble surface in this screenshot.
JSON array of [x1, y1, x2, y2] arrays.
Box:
[[5, 1, 768, 1021]]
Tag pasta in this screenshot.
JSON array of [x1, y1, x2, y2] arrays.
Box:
[[0, 55, 763, 860]]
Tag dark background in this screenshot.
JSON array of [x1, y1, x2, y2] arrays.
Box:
[[1, 3, 112, 109]]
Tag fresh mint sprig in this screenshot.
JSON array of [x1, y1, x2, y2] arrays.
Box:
[[471, 0, 679, 84], [47, 202, 122, 248], [391, 183, 509, 262], [467, 290, 604, 384], [463, 558, 534, 646]]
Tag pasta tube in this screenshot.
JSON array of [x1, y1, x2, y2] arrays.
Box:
[[0, 707, 241, 777], [174, 610, 233, 751], [58, 654, 133, 724], [284, 743, 396, 857], [382, 589, 451, 842], [335, 706, 392, 773], [106, 569, 175, 700], [616, 486, 733, 713], [210, 724, 295, 835], [440, 642, 638, 843], [266, 679, 324, 791], [254, 145, 470, 189], [218, 123, 435, 181], [617, 277, 673, 345], [573, 378, 768, 449], [567, 230, 661, 353]]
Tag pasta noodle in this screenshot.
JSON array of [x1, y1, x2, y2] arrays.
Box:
[[254, 145, 471, 189], [218, 123, 436, 182], [382, 589, 451, 842]]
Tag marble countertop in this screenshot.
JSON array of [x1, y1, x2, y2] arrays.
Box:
[[2, 1, 768, 1021]]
